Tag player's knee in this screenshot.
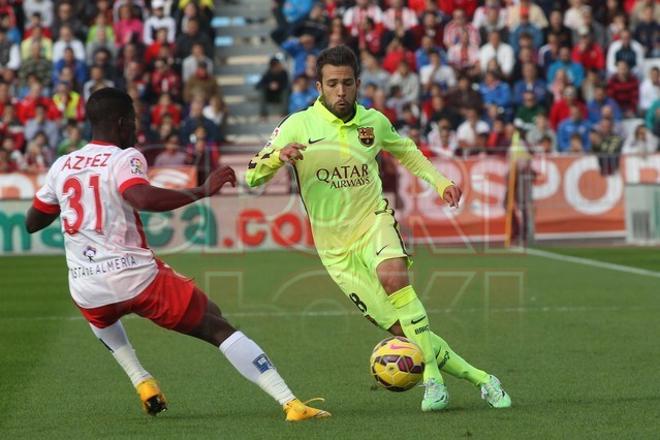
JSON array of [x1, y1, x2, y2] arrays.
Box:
[[379, 273, 409, 294], [388, 322, 404, 336]]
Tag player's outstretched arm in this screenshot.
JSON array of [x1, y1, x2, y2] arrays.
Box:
[[123, 165, 236, 212], [25, 208, 59, 233]]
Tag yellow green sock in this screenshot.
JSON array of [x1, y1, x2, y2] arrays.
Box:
[[430, 332, 489, 385], [388, 285, 443, 383]]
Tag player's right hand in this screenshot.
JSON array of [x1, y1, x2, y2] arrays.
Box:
[[202, 165, 236, 196], [279, 143, 306, 163]]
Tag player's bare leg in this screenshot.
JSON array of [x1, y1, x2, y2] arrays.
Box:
[[89, 320, 168, 415], [183, 292, 330, 421]]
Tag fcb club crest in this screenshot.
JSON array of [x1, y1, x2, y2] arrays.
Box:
[[357, 126, 375, 147]]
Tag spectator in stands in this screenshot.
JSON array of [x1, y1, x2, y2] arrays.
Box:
[[607, 61, 640, 117], [150, 57, 181, 102], [86, 16, 116, 64], [439, 0, 477, 19], [513, 62, 547, 107], [150, 92, 181, 131], [83, 64, 114, 101], [181, 98, 219, 144], [514, 91, 542, 132], [0, 104, 25, 149], [571, 30, 605, 72], [388, 60, 420, 106], [343, 0, 383, 39], [381, 37, 415, 74], [479, 30, 514, 77], [56, 122, 86, 156], [53, 1, 85, 40], [587, 83, 622, 125], [509, 37, 537, 83], [22, 139, 49, 173], [447, 29, 480, 76], [563, 0, 586, 32], [23, 1, 54, 28], [594, 0, 623, 27], [383, 0, 418, 31], [622, 123, 658, 156], [0, 147, 12, 172], [479, 71, 511, 118], [272, 0, 315, 44], [154, 133, 187, 167], [359, 52, 388, 96], [144, 0, 176, 45], [632, 4, 658, 57], [550, 86, 586, 130], [575, 7, 606, 51], [256, 56, 289, 119], [282, 33, 319, 78], [0, 27, 20, 74], [557, 104, 591, 152], [526, 113, 555, 150], [53, 25, 85, 63], [177, 0, 213, 37], [474, 0, 506, 35], [409, 11, 444, 49], [292, 3, 329, 49], [457, 107, 489, 153], [427, 118, 458, 158], [53, 47, 87, 89], [288, 74, 316, 113], [183, 60, 218, 104], [422, 91, 462, 131], [446, 76, 482, 115], [182, 42, 212, 84], [591, 117, 623, 175], [506, 0, 548, 30], [24, 102, 58, 150], [175, 17, 212, 63], [640, 67, 660, 114], [509, 10, 542, 53], [443, 9, 479, 49], [547, 46, 584, 88], [203, 94, 227, 135], [144, 28, 172, 66], [606, 29, 645, 78], [372, 87, 397, 123], [19, 43, 53, 88], [420, 50, 456, 93], [114, 3, 144, 48], [21, 25, 53, 61], [538, 31, 560, 73], [1, 136, 22, 172], [51, 80, 84, 123], [185, 124, 219, 184]]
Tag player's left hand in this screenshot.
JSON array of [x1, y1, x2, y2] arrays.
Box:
[[442, 185, 462, 208], [202, 165, 237, 196]]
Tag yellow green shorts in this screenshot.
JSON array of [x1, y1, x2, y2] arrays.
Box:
[[320, 210, 412, 330]]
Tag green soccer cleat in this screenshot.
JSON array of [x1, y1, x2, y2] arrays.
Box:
[[480, 375, 511, 408], [421, 378, 449, 412]]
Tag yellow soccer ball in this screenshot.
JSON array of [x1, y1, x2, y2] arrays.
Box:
[[369, 336, 425, 391]]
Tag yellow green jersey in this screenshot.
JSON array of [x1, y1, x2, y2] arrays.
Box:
[[245, 98, 453, 255]]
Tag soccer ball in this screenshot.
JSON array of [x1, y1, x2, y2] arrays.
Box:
[[369, 336, 424, 392]]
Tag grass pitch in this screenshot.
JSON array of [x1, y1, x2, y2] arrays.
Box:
[[1, 246, 659, 439]]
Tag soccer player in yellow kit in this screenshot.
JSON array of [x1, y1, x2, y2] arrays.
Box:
[[246, 46, 511, 411]]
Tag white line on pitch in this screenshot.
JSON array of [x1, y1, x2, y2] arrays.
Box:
[[1, 304, 652, 322], [524, 248, 660, 279]]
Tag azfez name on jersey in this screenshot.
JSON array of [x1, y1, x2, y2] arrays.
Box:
[[70, 254, 139, 279], [61, 153, 112, 170], [315, 163, 371, 189]]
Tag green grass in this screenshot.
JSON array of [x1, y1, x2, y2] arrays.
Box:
[[1, 246, 659, 439]]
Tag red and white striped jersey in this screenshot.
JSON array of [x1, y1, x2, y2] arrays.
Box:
[[34, 142, 157, 308]]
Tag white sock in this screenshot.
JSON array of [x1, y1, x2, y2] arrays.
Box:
[[90, 321, 152, 387], [219, 331, 295, 405]]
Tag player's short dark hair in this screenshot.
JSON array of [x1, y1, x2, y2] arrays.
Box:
[[316, 45, 359, 82], [86, 87, 134, 128]]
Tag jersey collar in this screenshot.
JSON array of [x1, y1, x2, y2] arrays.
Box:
[[312, 98, 361, 127]]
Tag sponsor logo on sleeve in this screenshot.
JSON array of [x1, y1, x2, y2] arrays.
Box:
[[130, 158, 145, 176]]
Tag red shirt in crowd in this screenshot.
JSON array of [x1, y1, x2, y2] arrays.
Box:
[[549, 99, 587, 130], [607, 74, 639, 115]]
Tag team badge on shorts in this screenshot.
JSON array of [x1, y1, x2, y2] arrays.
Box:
[[357, 127, 375, 147]]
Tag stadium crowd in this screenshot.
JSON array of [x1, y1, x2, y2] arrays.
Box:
[[0, 0, 227, 182], [266, 0, 659, 164]]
